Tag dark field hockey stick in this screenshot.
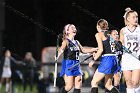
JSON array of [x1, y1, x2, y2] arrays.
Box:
[[68, 55, 93, 70]]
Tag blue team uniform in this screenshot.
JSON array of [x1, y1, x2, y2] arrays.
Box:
[[98, 37, 121, 74], [60, 39, 82, 77]]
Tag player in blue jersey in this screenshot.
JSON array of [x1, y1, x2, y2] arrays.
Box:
[[55, 24, 98, 93], [89, 19, 120, 93], [105, 30, 123, 93]]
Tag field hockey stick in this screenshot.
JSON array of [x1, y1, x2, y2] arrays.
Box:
[[122, 45, 140, 61], [54, 34, 61, 87], [110, 36, 140, 61], [68, 55, 93, 70]]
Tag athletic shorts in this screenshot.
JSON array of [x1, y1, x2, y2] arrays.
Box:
[[98, 54, 119, 74], [2, 67, 11, 78], [60, 59, 82, 77], [121, 53, 140, 70]]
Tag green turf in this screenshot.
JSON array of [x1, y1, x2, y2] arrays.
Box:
[[0, 83, 38, 93]]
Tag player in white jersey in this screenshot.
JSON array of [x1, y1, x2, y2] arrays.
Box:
[[0, 50, 12, 93], [120, 7, 140, 93]]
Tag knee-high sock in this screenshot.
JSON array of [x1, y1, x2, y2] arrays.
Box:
[[110, 87, 120, 93], [5, 83, 10, 92], [91, 87, 98, 93], [73, 88, 81, 93], [59, 86, 68, 93], [105, 88, 110, 93], [134, 86, 140, 93], [127, 88, 135, 93], [114, 85, 120, 90]]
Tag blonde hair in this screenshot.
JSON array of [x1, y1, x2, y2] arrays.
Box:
[[97, 19, 109, 30], [62, 24, 71, 40], [123, 7, 137, 26]]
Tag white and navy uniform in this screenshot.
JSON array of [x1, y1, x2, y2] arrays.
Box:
[[2, 57, 12, 78], [98, 37, 119, 74], [60, 39, 82, 77], [121, 26, 140, 70]]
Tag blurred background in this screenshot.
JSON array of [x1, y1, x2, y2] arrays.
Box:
[[0, 0, 140, 93]]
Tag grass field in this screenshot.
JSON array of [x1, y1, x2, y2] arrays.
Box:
[[0, 83, 38, 93]]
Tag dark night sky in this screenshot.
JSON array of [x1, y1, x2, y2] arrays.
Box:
[[3, 0, 140, 59]]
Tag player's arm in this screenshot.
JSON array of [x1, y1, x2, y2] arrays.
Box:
[[119, 28, 125, 45], [76, 40, 98, 54], [88, 33, 103, 68], [55, 40, 68, 61], [93, 33, 103, 60]]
